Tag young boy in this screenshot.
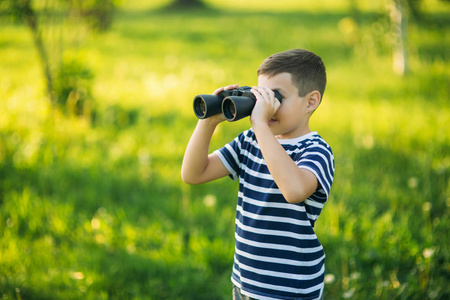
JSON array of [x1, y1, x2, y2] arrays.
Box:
[[181, 49, 334, 300]]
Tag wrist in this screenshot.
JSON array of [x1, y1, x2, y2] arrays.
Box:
[[251, 120, 272, 138], [250, 116, 269, 128], [198, 117, 221, 129]]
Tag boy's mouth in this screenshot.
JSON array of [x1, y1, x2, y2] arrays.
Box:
[[268, 118, 277, 125]]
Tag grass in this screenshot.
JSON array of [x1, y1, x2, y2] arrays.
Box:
[[0, 0, 449, 299]]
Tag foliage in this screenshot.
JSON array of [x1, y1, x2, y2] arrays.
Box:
[[70, 0, 123, 31], [0, 0, 449, 299], [166, 0, 206, 9], [0, 0, 121, 115], [53, 50, 95, 115]]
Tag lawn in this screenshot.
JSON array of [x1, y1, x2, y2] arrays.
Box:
[[0, 0, 449, 299]]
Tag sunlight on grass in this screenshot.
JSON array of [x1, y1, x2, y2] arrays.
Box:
[[124, 0, 450, 13], [0, 0, 449, 298], [207, 0, 352, 12]]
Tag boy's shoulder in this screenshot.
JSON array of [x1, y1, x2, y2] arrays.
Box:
[[277, 131, 329, 147], [237, 129, 330, 146], [234, 130, 332, 159]]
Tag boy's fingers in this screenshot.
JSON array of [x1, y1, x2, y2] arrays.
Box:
[[213, 84, 239, 95], [252, 86, 273, 102], [224, 84, 239, 90], [213, 87, 224, 94]]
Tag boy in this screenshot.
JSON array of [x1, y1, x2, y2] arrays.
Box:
[[181, 49, 334, 300]]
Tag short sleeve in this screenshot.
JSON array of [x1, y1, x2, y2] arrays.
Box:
[[297, 142, 334, 201], [214, 132, 246, 181]]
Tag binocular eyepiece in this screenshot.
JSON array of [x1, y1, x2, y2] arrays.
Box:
[[193, 86, 282, 122]]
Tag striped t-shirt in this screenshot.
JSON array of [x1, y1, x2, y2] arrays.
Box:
[[215, 129, 334, 300]]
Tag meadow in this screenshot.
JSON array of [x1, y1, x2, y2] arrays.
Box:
[[0, 0, 449, 299]]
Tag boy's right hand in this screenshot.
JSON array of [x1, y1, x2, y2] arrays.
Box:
[[213, 84, 240, 96], [202, 84, 240, 125], [182, 85, 239, 184]]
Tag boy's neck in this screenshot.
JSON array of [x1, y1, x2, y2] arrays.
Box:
[[275, 124, 312, 140]]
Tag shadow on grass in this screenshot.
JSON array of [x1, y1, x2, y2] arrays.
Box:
[[1, 241, 230, 300]]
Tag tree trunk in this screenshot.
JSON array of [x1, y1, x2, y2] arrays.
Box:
[[390, 0, 409, 75], [169, 0, 205, 8], [21, 0, 56, 105]]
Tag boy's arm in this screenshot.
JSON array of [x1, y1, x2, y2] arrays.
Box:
[[181, 119, 229, 185], [250, 87, 318, 204], [181, 85, 239, 185], [251, 122, 318, 203]]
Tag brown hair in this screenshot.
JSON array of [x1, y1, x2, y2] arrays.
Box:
[[257, 49, 327, 100]]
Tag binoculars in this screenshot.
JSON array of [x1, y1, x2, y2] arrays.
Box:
[[193, 86, 282, 122]]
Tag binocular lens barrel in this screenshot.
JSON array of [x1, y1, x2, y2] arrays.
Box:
[[222, 90, 281, 122], [193, 97, 207, 118], [222, 96, 255, 122], [192, 87, 281, 122], [193, 95, 223, 119]]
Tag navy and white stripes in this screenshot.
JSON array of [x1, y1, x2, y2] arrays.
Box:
[[215, 129, 334, 300]]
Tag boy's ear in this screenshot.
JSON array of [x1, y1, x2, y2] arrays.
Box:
[[306, 90, 321, 112]]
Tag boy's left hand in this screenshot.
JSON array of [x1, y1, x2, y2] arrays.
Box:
[[250, 86, 281, 125]]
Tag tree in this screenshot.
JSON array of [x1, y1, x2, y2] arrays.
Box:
[[389, 0, 409, 75], [4, 0, 55, 103], [167, 0, 206, 9], [1, 0, 119, 114], [387, 0, 448, 75]]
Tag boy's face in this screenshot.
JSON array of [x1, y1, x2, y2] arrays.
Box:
[[257, 72, 315, 139]]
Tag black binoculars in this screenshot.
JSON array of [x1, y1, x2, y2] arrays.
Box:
[[193, 86, 282, 122]]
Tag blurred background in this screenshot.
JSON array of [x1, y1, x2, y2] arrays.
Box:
[[0, 0, 448, 299]]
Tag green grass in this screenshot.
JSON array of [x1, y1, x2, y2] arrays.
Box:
[[0, 0, 449, 299]]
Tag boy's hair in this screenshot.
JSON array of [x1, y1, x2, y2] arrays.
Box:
[[257, 49, 327, 100]]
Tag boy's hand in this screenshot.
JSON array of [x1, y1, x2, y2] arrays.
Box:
[[250, 86, 281, 125], [182, 85, 239, 185], [213, 84, 239, 95], [201, 84, 240, 126]]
